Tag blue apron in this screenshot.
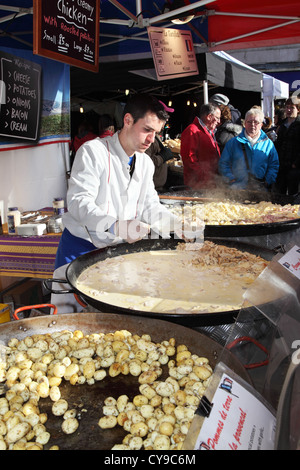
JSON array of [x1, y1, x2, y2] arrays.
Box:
[[55, 228, 97, 270]]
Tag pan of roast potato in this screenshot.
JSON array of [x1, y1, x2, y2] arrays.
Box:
[[0, 312, 251, 450]]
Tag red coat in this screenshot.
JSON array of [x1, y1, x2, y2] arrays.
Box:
[[180, 117, 220, 189], [99, 129, 114, 138], [71, 132, 97, 153]]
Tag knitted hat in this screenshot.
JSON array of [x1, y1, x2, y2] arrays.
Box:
[[210, 94, 229, 106]]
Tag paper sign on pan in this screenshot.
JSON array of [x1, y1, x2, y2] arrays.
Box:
[[195, 373, 276, 450], [279, 245, 300, 280]]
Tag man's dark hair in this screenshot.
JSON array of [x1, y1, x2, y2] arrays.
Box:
[[199, 102, 220, 119], [123, 94, 169, 123]]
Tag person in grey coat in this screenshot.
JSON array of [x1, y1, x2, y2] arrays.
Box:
[[210, 93, 242, 125], [215, 104, 243, 152]]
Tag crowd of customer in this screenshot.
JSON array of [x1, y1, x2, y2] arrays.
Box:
[[180, 93, 300, 196], [70, 93, 300, 197]]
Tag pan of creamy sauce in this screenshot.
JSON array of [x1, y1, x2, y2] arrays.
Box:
[[64, 238, 275, 326]]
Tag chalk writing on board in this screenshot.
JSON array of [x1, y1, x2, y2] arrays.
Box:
[[0, 51, 41, 141], [33, 0, 99, 72]]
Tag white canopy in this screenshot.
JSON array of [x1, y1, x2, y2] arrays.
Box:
[[215, 51, 289, 118], [263, 74, 290, 119]]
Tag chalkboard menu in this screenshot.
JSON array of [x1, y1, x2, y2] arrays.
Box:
[[0, 51, 41, 141], [33, 0, 100, 72]]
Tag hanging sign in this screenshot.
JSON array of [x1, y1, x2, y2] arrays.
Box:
[[147, 26, 199, 81], [33, 0, 100, 72], [278, 245, 300, 280], [0, 51, 41, 141], [193, 367, 276, 450]]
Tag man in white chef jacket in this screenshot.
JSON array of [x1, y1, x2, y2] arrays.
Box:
[[51, 94, 184, 313]]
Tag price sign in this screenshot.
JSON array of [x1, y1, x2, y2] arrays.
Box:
[[0, 51, 41, 141], [148, 26, 199, 81], [33, 0, 100, 72], [194, 371, 276, 450], [278, 245, 300, 280]]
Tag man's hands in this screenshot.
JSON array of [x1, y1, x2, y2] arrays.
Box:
[[114, 220, 150, 244], [114, 218, 204, 244]]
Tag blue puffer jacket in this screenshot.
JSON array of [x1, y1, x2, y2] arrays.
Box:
[[219, 129, 279, 189]]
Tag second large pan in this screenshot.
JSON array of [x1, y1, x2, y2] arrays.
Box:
[[63, 238, 275, 327], [159, 190, 300, 237]]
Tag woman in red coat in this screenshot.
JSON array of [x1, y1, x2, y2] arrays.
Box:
[[180, 103, 221, 189]]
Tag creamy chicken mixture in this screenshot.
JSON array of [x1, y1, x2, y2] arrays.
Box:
[[76, 242, 269, 314]]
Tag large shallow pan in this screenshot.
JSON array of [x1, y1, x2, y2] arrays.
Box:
[[62, 237, 275, 327], [0, 312, 250, 450], [162, 187, 298, 205], [160, 189, 300, 237]]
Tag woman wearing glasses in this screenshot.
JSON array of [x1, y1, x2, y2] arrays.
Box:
[[218, 107, 279, 191]]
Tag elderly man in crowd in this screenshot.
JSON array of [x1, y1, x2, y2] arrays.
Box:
[[180, 102, 221, 189]]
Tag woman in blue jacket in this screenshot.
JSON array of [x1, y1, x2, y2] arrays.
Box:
[[219, 107, 279, 191]]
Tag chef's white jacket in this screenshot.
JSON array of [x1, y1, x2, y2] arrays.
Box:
[[62, 132, 179, 247]]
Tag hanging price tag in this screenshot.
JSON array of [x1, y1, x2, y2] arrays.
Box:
[[278, 245, 300, 280], [185, 363, 276, 450]]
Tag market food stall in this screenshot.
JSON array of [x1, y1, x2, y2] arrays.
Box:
[[0, 0, 299, 452]]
